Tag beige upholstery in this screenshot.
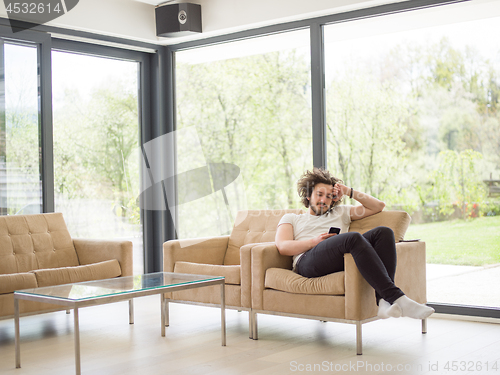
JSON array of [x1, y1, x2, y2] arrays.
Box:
[[32, 259, 122, 287], [163, 209, 303, 310], [250, 209, 428, 354], [0, 213, 133, 319], [264, 268, 345, 295], [163, 209, 428, 353]]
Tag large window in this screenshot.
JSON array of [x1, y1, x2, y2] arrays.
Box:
[[0, 42, 41, 215], [324, 2, 500, 308], [52, 51, 143, 274], [174, 30, 312, 239]]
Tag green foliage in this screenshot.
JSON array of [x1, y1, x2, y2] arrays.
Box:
[[325, 35, 499, 229], [175, 50, 313, 238], [428, 149, 487, 219], [53, 77, 140, 226], [326, 65, 412, 200]]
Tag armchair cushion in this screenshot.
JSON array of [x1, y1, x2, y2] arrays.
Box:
[[173, 261, 241, 285], [224, 209, 303, 265], [349, 210, 410, 242], [265, 268, 345, 295]]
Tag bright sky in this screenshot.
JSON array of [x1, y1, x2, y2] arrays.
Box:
[[4, 45, 138, 113], [177, 0, 500, 73], [51, 51, 138, 109]]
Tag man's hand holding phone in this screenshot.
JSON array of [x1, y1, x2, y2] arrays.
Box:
[[329, 227, 341, 235], [310, 227, 341, 248]]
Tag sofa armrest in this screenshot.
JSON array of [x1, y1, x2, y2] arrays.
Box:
[[73, 239, 133, 277], [250, 242, 293, 310], [163, 236, 230, 272]]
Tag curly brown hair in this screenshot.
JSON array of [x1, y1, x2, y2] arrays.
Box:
[[297, 168, 343, 209]]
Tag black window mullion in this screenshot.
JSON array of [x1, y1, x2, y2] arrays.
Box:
[[38, 34, 54, 213], [310, 22, 326, 169]]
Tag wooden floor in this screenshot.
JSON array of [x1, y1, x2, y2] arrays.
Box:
[[1, 295, 500, 375]]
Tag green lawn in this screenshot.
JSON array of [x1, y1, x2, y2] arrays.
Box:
[[404, 216, 500, 266]]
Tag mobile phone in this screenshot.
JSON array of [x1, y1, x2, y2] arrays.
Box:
[[329, 227, 340, 234]]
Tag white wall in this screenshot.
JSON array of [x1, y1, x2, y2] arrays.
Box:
[[0, 0, 404, 45]]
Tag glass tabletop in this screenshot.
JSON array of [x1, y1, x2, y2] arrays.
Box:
[[15, 272, 224, 301]]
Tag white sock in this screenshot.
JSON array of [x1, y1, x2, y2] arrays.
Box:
[[395, 295, 435, 319], [377, 299, 402, 319]]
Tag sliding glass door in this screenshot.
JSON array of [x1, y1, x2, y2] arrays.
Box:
[[0, 41, 41, 216], [52, 51, 143, 274], [324, 1, 500, 308]]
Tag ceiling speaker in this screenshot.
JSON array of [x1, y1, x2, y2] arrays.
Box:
[[155, 3, 202, 38]]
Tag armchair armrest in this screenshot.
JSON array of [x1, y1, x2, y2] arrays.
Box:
[[163, 235, 230, 272], [394, 241, 427, 304], [250, 242, 293, 310], [344, 253, 377, 320], [73, 239, 133, 277], [345, 240, 427, 320]]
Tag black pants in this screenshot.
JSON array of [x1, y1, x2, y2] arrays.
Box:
[[296, 226, 405, 305]]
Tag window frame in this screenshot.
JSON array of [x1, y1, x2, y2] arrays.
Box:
[[2, 0, 499, 318]]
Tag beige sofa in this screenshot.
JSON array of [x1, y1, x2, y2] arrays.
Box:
[[0, 213, 133, 319]]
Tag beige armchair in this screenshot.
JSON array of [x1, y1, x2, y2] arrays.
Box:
[[163, 209, 303, 336], [249, 210, 428, 354]]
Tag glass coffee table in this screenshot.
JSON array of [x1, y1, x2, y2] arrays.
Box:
[[14, 272, 225, 375]]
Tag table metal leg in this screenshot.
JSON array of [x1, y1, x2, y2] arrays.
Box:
[[74, 307, 81, 375], [165, 297, 169, 327], [15, 298, 20, 368], [129, 299, 134, 324], [221, 282, 226, 346], [161, 294, 166, 337]]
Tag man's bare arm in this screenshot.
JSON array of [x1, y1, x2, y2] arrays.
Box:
[[275, 223, 335, 256], [333, 183, 385, 221]]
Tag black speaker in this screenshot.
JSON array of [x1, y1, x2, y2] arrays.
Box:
[[155, 3, 202, 38]]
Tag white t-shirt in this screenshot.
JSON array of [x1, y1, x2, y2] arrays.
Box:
[[278, 205, 353, 271]]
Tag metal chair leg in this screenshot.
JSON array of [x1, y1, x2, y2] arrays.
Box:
[[251, 311, 258, 340], [249, 312, 253, 339], [356, 321, 362, 355], [422, 318, 427, 334]]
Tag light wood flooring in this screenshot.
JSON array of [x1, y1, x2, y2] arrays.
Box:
[[1, 295, 500, 375]]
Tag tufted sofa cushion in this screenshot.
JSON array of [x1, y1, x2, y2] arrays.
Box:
[[224, 209, 304, 265], [31, 259, 122, 287], [0, 213, 79, 275], [0, 272, 38, 294]]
